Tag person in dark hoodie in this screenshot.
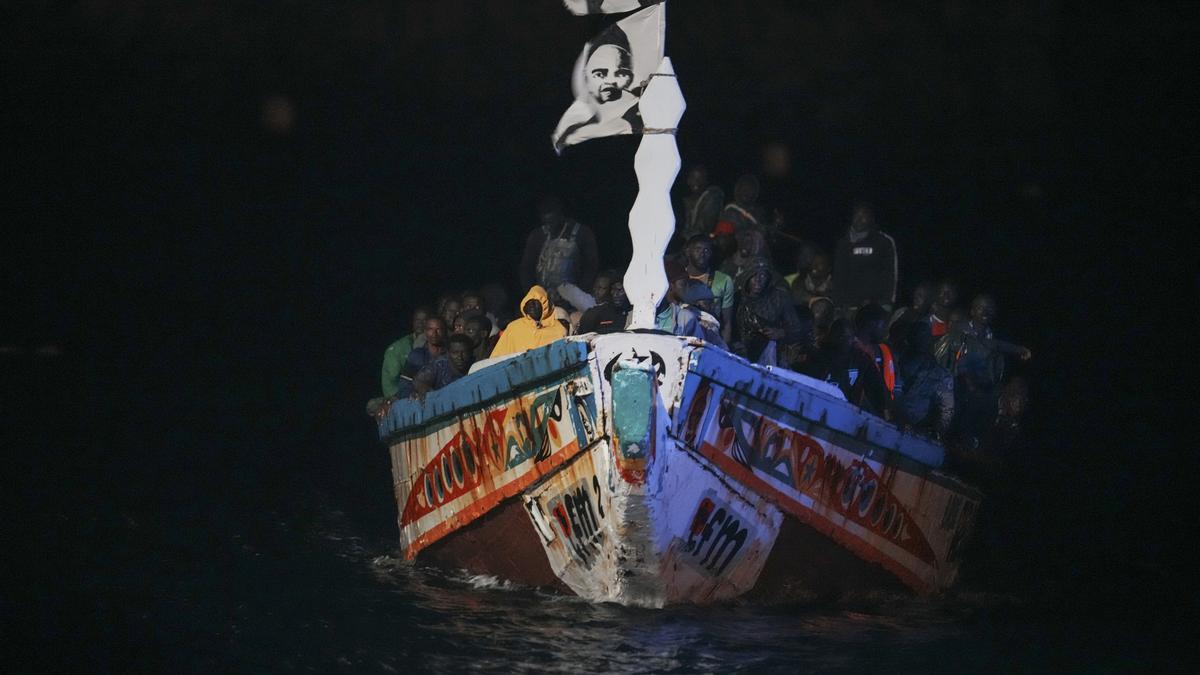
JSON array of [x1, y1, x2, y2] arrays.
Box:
[[735, 257, 804, 363], [832, 201, 898, 311]]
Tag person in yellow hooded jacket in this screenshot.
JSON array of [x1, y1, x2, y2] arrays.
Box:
[[489, 285, 568, 358]]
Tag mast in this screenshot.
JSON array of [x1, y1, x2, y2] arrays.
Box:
[[623, 57, 684, 329]]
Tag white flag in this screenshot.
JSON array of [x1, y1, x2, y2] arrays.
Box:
[[551, 4, 665, 153], [562, 0, 663, 15]]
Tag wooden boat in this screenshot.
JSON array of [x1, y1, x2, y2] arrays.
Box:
[[373, 332, 981, 606]]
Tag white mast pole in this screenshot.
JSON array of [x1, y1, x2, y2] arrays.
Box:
[[623, 56, 684, 329]]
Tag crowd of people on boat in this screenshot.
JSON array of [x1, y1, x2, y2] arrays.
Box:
[[378, 164, 1033, 457]]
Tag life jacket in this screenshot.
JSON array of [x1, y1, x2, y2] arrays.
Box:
[[930, 314, 949, 338], [535, 222, 580, 291], [855, 340, 896, 400], [878, 343, 896, 397]]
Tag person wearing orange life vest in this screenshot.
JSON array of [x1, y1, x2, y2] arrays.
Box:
[[927, 280, 959, 340], [851, 303, 897, 419]]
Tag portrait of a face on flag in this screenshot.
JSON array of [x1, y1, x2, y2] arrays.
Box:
[[561, 0, 662, 15], [551, 4, 665, 153]]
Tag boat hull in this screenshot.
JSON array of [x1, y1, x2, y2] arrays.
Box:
[[376, 334, 980, 606]]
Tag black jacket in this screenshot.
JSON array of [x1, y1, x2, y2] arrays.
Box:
[[832, 229, 898, 308]]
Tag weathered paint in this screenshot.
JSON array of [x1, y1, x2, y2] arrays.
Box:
[[674, 354, 981, 593], [380, 341, 600, 559], [376, 332, 980, 605]]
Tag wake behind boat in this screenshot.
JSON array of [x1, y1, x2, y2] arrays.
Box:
[[372, 332, 980, 606]]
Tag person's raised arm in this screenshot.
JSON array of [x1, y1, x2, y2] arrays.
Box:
[[986, 337, 1033, 360]]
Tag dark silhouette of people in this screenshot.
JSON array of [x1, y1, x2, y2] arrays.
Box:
[[851, 303, 897, 418], [519, 196, 600, 307], [715, 175, 770, 237], [804, 317, 890, 415], [832, 202, 898, 311], [935, 295, 1032, 449], [895, 320, 955, 439], [678, 165, 724, 242], [791, 252, 834, 308]]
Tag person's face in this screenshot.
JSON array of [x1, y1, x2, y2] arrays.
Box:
[[448, 341, 472, 373], [812, 300, 833, 326], [539, 206, 565, 230], [831, 322, 853, 349], [795, 245, 817, 275], [441, 301, 460, 326], [411, 309, 429, 336], [809, 256, 831, 281], [686, 241, 713, 270], [865, 319, 887, 343], [424, 318, 447, 347], [912, 285, 932, 312], [592, 275, 613, 304], [748, 270, 769, 296], [851, 206, 875, 233], [970, 298, 996, 327], [523, 299, 542, 320], [452, 316, 467, 335], [461, 294, 482, 313], [694, 297, 717, 315], [463, 320, 484, 347], [586, 45, 633, 104], [734, 178, 758, 204], [611, 281, 627, 308], [686, 167, 707, 193], [935, 283, 958, 309]]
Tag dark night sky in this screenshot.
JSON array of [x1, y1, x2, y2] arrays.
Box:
[[3, 0, 1198, 619]]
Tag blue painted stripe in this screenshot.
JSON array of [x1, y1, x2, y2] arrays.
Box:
[[378, 340, 590, 441], [686, 345, 945, 469]]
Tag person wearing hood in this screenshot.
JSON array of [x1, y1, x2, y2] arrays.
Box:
[[735, 257, 804, 363], [490, 285, 568, 359], [832, 201, 898, 311], [719, 228, 770, 282]]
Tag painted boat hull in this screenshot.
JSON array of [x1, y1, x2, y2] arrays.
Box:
[[375, 334, 980, 606]]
